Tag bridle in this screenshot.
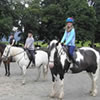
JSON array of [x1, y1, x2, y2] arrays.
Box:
[[49, 44, 71, 64], [2, 46, 25, 59], [2, 46, 12, 58]]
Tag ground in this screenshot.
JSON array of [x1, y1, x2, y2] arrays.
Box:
[[0, 63, 100, 100]]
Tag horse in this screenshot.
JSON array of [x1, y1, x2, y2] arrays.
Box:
[[48, 40, 100, 100], [2, 45, 49, 84], [0, 43, 12, 76]]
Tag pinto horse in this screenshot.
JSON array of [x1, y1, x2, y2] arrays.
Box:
[[0, 43, 12, 76], [2, 45, 49, 84], [48, 40, 100, 100]]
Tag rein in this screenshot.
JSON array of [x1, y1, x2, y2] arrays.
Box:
[[3, 46, 25, 58], [11, 51, 25, 57], [49, 45, 71, 63]]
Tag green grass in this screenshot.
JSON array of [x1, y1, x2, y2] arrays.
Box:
[[0, 41, 100, 48], [95, 43, 100, 48], [76, 41, 91, 47], [76, 41, 100, 48], [34, 41, 48, 47], [0, 41, 48, 47]]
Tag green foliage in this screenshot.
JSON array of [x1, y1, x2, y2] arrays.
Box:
[[40, 0, 97, 44], [0, 0, 13, 39], [0, 0, 99, 45], [94, 0, 100, 42]]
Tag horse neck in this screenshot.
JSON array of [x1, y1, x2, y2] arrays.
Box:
[[57, 46, 70, 63], [10, 47, 24, 56], [49, 48, 56, 62]]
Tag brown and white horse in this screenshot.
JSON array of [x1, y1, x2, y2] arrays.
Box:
[[0, 43, 12, 76]]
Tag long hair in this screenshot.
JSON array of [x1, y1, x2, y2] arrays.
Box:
[[64, 24, 74, 32]]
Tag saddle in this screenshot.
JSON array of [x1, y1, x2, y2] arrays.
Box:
[[62, 46, 78, 61]]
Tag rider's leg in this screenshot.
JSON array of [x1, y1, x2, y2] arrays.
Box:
[[68, 46, 75, 63], [29, 50, 35, 65]]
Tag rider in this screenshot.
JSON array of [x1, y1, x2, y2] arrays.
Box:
[[24, 30, 35, 65], [9, 34, 16, 46], [61, 17, 76, 64]]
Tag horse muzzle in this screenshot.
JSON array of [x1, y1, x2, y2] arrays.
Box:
[[49, 62, 54, 68], [2, 56, 8, 61]]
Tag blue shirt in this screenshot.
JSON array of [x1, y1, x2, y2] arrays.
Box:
[[61, 28, 75, 46]]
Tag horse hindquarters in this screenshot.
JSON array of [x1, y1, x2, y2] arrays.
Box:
[[87, 55, 100, 96]]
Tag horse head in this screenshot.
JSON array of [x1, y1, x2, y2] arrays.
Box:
[[48, 40, 58, 68], [2, 45, 12, 61], [48, 40, 71, 68]]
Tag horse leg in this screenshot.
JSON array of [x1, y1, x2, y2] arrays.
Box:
[[4, 62, 7, 76], [50, 74, 57, 98], [7, 63, 10, 76], [20, 67, 23, 75], [43, 65, 48, 80], [88, 70, 99, 96], [35, 67, 41, 81], [58, 74, 64, 100], [22, 66, 27, 85]]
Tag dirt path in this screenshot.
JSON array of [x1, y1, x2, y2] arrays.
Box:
[[0, 63, 100, 100]]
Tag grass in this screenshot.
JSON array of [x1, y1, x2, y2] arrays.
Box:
[[76, 41, 100, 48], [0, 41, 100, 48]]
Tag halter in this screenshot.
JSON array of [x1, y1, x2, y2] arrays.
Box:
[[57, 45, 71, 63], [2, 46, 25, 59], [2, 46, 12, 58]]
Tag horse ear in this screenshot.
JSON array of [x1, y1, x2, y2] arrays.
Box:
[[58, 39, 60, 43], [61, 42, 64, 46], [56, 42, 59, 46]]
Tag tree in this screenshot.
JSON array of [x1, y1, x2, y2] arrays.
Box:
[[40, 0, 97, 44], [0, 0, 13, 39], [94, 0, 100, 42]]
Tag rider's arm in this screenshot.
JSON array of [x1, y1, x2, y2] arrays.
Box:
[[24, 38, 28, 48], [24, 38, 34, 48], [65, 29, 75, 45], [11, 39, 15, 46], [61, 31, 67, 43]]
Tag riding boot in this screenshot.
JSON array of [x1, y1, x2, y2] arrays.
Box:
[[32, 55, 35, 65], [29, 50, 35, 66], [69, 56, 83, 73]]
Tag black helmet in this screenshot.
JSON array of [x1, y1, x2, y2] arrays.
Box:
[[28, 30, 33, 34], [10, 33, 14, 36]]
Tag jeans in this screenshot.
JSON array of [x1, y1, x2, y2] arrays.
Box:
[[68, 46, 75, 57]]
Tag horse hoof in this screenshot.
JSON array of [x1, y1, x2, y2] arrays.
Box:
[[5, 74, 7, 76], [7, 73, 10, 77], [22, 82, 25, 85], [22, 81, 26, 85], [50, 94, 56, 98], [50, 92, 56, 98], [58, 92, 64, 100], [90, 91, 97, 97]]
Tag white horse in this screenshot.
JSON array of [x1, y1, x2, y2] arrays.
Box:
[[2, 45, 48, 84]]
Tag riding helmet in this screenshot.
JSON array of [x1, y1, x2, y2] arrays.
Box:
[[66, 17, 74, 23]]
